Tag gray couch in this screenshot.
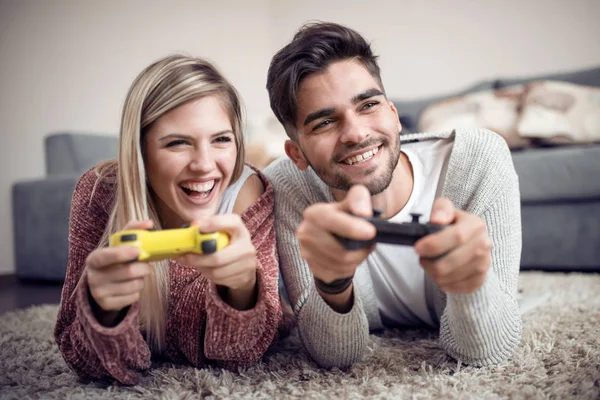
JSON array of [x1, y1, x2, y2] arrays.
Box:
[[393, 66, 600, 271], [12, 67, 600, 281], [12, 132, 117, 280]]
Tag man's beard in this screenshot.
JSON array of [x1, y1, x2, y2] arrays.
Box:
[[302, 133, 401, 195]]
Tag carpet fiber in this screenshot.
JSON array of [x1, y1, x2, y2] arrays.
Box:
[[1, 271, 599, 399]]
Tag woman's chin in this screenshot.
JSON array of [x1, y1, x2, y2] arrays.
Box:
[[181, 208, 219, 224]]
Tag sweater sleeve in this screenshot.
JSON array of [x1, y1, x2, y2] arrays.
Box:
[[54, 168, 151, 385], [165, 170, 283, 369], [436, 129, 523, 366], [264, 160, 370, 369]]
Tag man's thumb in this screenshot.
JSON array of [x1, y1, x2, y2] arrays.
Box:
[[343, 185, 373, 217]]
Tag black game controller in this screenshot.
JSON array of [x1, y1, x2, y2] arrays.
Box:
[[337, 210, 446, 250]]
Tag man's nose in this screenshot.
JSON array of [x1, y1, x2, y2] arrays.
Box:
[[339, 113, 369, 144]]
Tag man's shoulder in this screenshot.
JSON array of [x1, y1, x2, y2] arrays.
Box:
[[402, 128, 508, 155], [454, 127, 511, 156], [264, 157, 319, 186], [448, 128, 514, 178], [263, 157, 297, 178], [440, 128, 517, 210], [263, 157, 333, 204], [404, 128, 511, 170]]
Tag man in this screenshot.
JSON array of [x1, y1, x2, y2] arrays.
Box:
[[264, 22, 522, 369]]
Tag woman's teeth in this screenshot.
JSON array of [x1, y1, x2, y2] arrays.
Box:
[[343, 146, 379, 165], [181, 180, 215, 197]]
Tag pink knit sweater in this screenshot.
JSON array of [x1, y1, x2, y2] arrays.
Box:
[[54, 165, 283, 385]]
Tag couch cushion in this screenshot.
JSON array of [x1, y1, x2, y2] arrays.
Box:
[[418, 85, 530, 149], [497, 66, 600, 89], [512, 144, 600, 203], [45, 132, 118, 175], [393, 66, 600, 134], [394, 81, 495, 133], [516, 81, 600, 145]]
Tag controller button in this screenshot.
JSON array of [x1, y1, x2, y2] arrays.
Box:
[[201, 239, 217, 254], [410, 213, 422, 223], [120, 234, 137, 242]]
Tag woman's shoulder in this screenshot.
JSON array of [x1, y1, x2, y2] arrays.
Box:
[[233, 168, 266, 213], [73, 160, 118, 213], [236, 165, 274, 225]]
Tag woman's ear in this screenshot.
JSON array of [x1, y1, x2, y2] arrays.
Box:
[[284, 140, 309, 170]]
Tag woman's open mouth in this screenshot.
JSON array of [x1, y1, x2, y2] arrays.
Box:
[[180, 180, 215, 199]]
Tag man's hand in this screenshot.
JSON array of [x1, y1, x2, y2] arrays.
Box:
[[414, 198, 492, 294], [296, 185, 376, 311]]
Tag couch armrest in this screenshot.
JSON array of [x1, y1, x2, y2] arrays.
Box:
[[12, 174, 79, 281]]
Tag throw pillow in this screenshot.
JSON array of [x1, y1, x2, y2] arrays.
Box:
[[418, 85, 530, 149], [517, 81, 600, 145]]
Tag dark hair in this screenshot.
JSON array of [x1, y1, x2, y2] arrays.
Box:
[[266, 21, 384, 139]]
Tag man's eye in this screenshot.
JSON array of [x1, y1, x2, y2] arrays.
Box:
[[361, 101, 379, 111], [313, 119, 333, 131]]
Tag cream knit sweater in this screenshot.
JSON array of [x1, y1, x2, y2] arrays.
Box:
[[265, 128, 522, 368]]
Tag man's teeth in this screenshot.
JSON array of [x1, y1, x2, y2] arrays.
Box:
[[181, 180, 215, 192], [343, 146, 379, 165]]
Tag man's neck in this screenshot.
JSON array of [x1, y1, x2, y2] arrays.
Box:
[[372, 151, 413, 218]]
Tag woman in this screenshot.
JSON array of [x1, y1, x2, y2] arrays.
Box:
[[54, 55, 283, 385]]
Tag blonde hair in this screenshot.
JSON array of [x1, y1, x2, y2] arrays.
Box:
[[95, 55, 246, 352]]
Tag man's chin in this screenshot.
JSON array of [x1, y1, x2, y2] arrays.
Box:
[[346, 172, 393, 195]]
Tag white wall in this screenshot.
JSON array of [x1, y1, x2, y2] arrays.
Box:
[[0, 0, 599, 275], [270, 0, 600, 99], [0, 0, 273, 275]]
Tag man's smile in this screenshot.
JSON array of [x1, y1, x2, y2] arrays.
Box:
[[340, 145, 380, 165]]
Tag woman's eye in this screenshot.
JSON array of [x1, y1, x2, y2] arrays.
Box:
[[166, 139, 188, 147], [215, 136, 233, 143]]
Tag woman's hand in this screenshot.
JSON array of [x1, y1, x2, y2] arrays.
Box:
[[176, 215, 258, 311], [85, 220, 154, 326]]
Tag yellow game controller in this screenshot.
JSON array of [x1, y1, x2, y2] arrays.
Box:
[[109, 226, 229, 262]]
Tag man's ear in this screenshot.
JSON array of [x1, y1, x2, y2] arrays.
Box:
[[389, 101, 402, 134], [284, 139, 309, 170]]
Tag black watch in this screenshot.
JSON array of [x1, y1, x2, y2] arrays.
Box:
[[314, 276, 354, 295]]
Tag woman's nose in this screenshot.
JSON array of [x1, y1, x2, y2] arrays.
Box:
[[188, 145, 215, 172]]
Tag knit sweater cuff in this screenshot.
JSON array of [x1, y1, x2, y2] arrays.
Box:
[[74, 270, 150, 385], [76, 270, 141, 337], [298, 284, 369, 369], [441, 272, 522, 365], [204, 265, 270, 363]]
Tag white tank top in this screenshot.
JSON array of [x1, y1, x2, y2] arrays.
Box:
[[368, 138, 453, 328], [216, 164, 256, 214]]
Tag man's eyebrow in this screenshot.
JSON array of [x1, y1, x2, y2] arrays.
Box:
[[303, 108, 335, 127], [351, 88, 385, 104]]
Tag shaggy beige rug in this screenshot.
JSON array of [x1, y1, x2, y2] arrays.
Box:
[[0, 271, 599, 399]]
